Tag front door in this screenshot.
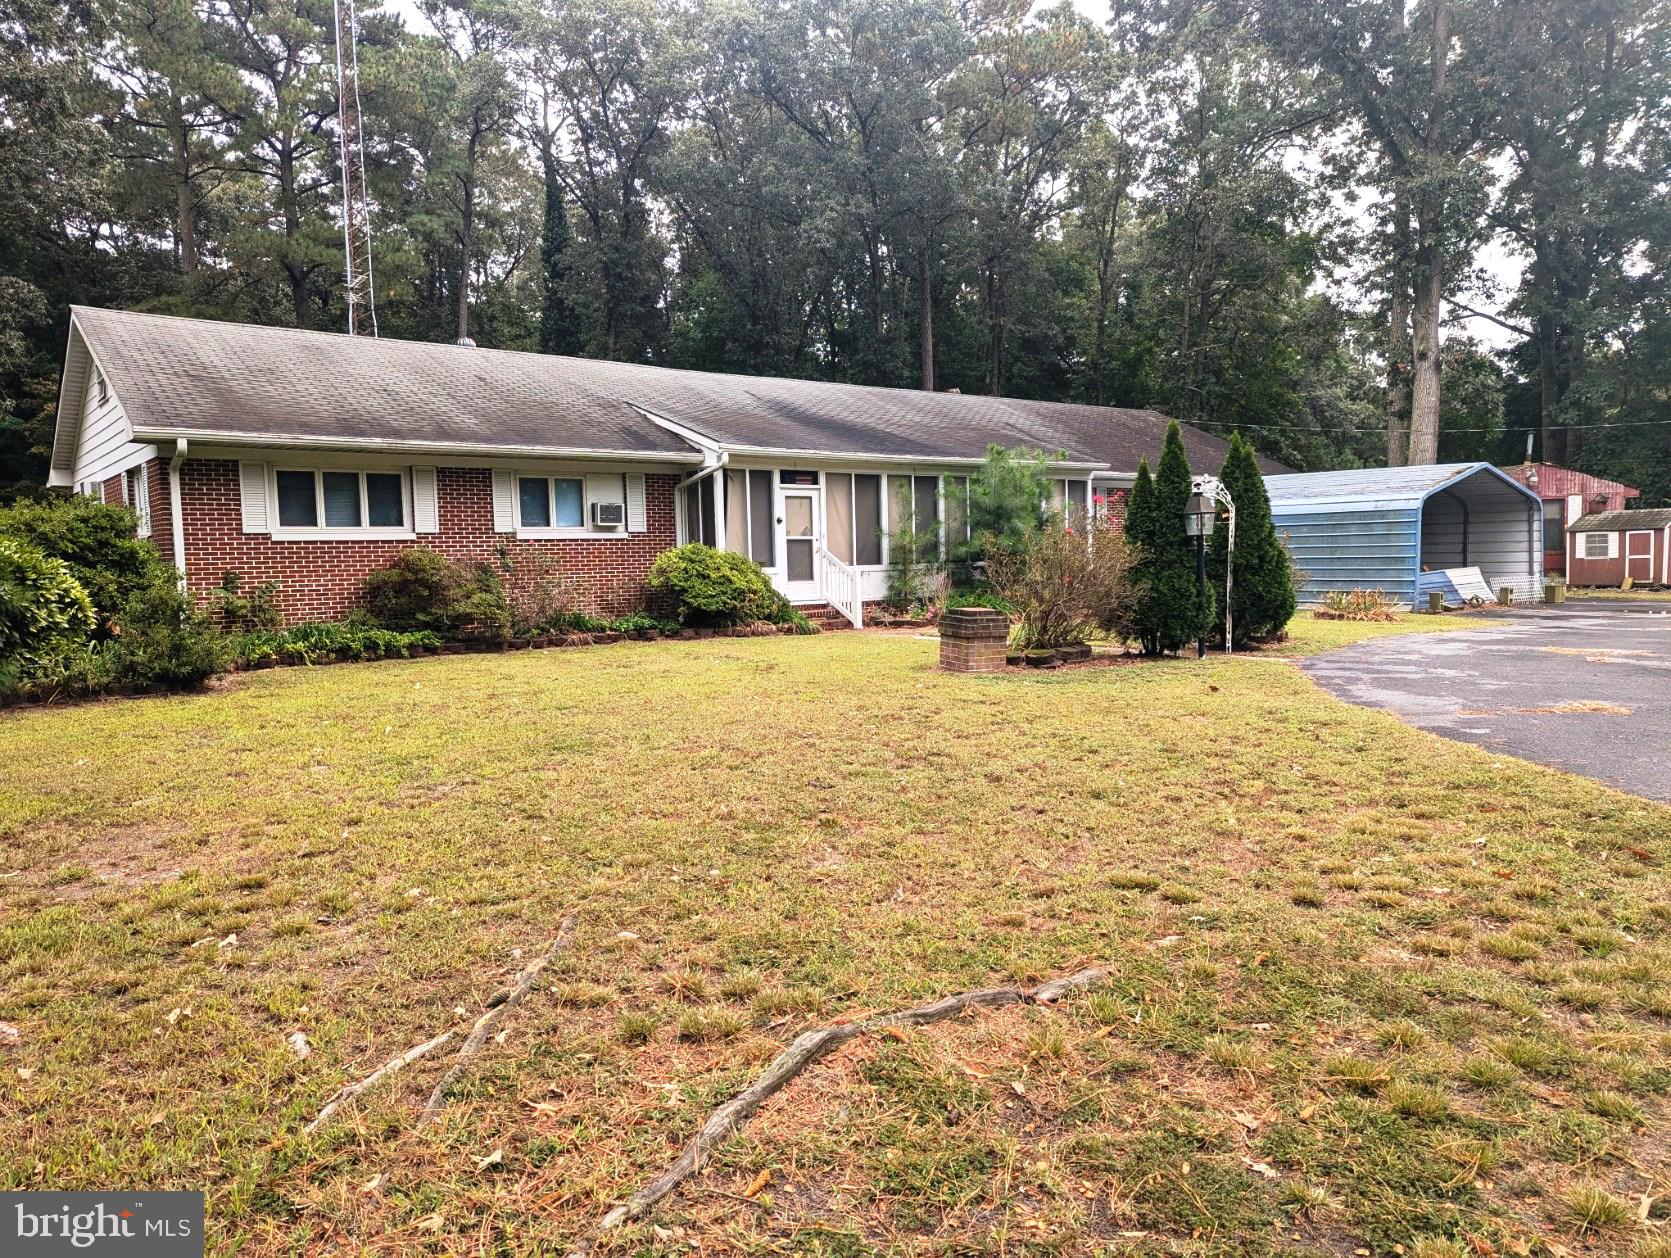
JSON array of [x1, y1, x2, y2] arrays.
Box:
[[1626, 531, 1654, 582], [777, 488, 822, 603]]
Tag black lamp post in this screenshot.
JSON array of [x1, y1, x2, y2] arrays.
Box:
[[1182, 492, 1215, 659]]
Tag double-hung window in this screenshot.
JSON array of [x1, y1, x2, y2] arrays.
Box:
[[1581, 532, 1611, 560], [517, 476, 586, 529], [275, 468, 407, 531]]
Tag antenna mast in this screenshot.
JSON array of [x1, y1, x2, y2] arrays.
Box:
[[333, 0, 377, 335]]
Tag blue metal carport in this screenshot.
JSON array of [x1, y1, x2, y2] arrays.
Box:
[[1266, 462, 1543, 608]]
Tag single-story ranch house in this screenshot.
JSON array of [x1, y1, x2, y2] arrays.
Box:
[[51, 307, 1283, 626]]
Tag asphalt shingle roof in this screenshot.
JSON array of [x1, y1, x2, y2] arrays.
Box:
[[1570, 509, 1671, 532], [70, 307, 1285, 473]]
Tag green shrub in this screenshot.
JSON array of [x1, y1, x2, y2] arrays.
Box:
[[609, 611, 678, 634], [545, 610, 609, 633], [360, 548, 474, 633], [106, 574, 226, 689], [360, 548, 511, 640], [947, 589, 1014, 613], [0, 535, 97, 658], [646, 544, 786, 627], [229, 622, 439, 666], [0, 494, 170, 626], [0, 640, 115, 703], [213, 571, 283, 631]]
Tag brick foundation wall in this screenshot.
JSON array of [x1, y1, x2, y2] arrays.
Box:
[[176, 459, 679, 624]]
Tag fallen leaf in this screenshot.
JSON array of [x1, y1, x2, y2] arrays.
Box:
[[1231, 1110, 1260, 1132], [742, 1169, 771, 1199], [1297, 1103, 1318, 1121], [16, 1067, 34, 1080], [413, 1212, 444, 1233], [0, 1022, 19, 1046], [1009, 1080, 1026, 1097], [474, 1149, 504, 1172], [286, 1030, 311, 1060], [1241, 1157, 1279, 1180], [360, 1173, 386, 1194], [217, 932, 238, 949]]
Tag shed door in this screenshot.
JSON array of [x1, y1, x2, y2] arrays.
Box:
[[1625, 531, 1654, 582]]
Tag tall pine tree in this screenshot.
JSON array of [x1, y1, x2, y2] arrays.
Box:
[[1208, 433, 1295, 646], [538, 152, 583, 355], [1126, 423, 1214, 654]]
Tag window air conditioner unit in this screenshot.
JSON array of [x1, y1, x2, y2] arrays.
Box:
[[591, 500, 626, 527]]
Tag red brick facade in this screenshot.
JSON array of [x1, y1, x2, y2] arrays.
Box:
[[169, 459, 678, 623]]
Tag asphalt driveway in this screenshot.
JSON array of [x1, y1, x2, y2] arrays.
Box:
[[1302, 602, 1671, 801]]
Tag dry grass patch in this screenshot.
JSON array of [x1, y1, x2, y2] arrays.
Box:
[[0, 623, 1666, 1255]]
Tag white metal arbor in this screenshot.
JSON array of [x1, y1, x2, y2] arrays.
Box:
[[1193, 474, 1237, 653]]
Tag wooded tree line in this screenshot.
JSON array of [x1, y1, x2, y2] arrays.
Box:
[[2, 0, 1667, 500]]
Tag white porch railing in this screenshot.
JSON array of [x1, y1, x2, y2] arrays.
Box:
[[818, 546, 863, 629]]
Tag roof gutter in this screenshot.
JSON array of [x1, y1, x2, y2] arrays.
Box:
[[712, 442, 1108, 472], [167, 438, 188, 583], [125, 427, 706, 465]]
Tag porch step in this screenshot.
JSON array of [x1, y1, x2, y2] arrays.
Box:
[[797, 603, 857, 630]]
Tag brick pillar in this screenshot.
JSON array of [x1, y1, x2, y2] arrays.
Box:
[[939, 607, 1010, 672]]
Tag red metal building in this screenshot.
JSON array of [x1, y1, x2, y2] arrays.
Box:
[[1501, 462, 1640, 577]]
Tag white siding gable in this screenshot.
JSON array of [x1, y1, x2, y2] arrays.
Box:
[[73, 364, 152, 486]]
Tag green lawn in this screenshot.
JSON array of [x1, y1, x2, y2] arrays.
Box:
[[3, 617, 1668, 1257]]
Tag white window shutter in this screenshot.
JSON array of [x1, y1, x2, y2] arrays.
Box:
[[491, 468, 515, 532], [412, 466, 439, 533], [626, 473, 647, 532], [238, 461, 269, 533]]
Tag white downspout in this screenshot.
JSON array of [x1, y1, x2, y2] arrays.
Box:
[[168, 438, 188, 585]]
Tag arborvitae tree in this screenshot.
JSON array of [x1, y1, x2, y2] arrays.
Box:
[[538, 153, 583, 355], [1127, 422, 1214, 654], [1123, 457, 1156, 547], [1208, 432, 1295, 646]]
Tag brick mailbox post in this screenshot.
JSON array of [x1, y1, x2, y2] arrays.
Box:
[[938, 607, 1010, 672]]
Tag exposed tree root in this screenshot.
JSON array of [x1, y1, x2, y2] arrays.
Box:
[[304, 1030, 456, 1136], [567, 964, 1110, 1256], [418, 914, 577, 1128]]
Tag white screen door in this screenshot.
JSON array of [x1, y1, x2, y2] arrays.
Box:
[[778, 488, 822, 602]]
